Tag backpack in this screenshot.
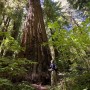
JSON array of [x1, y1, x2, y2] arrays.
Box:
[[50, 64, 57, 71]]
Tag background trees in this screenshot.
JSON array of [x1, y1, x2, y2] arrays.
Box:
[[67, 0, 90, 11]]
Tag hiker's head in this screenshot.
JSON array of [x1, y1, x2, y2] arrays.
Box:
[[51, 60, 54, 64]]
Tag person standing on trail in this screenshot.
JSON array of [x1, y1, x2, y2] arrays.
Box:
[[49, 60, 57, 86]]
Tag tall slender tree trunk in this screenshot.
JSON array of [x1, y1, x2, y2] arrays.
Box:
[[21, 0, 51, 75]]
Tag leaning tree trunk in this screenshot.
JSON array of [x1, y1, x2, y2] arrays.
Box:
[[21, 0, 51, 75]]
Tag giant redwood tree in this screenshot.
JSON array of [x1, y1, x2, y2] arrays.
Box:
[[21, 0, 51, 74]]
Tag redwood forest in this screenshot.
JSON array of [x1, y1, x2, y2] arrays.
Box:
[[0, 0, 90, 90]]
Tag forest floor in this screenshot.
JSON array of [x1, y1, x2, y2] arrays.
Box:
[[31, 72, 65, 90]]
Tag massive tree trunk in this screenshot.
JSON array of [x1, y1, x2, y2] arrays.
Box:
[[21, 0, 51, 74]]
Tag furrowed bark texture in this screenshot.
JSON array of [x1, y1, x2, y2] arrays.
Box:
[[21, 0, 51, 73]]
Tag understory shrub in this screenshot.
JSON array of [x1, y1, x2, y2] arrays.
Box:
[[0, 57, 36, 90]]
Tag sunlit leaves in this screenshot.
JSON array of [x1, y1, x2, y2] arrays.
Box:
[[67, 0, 90, 10], [48, 21, 60, 29], [48, 18, 90, 68], [0, 33, 23, 56]]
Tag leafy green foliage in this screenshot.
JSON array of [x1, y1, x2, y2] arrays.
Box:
[[0, 78, 13, 90], [73, 73, 90, 90], [0, 32, 24, 57], [0, 78, 35, 90], [65, 72, 90, 90], [49, 72, 90, 90], [48, 17, 90, 70], [17, 82, 35, 90], [48, 14, 90, 89], [67, 0, 90, 10], [43, 0, 61, 23], [0, 34, 22, 54], [0, 57, 34, 79], [0, 0, 27, 42], [0, 57, 35, 90]]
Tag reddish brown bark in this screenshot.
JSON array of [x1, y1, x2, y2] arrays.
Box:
[[21, 0, 51, 73]]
